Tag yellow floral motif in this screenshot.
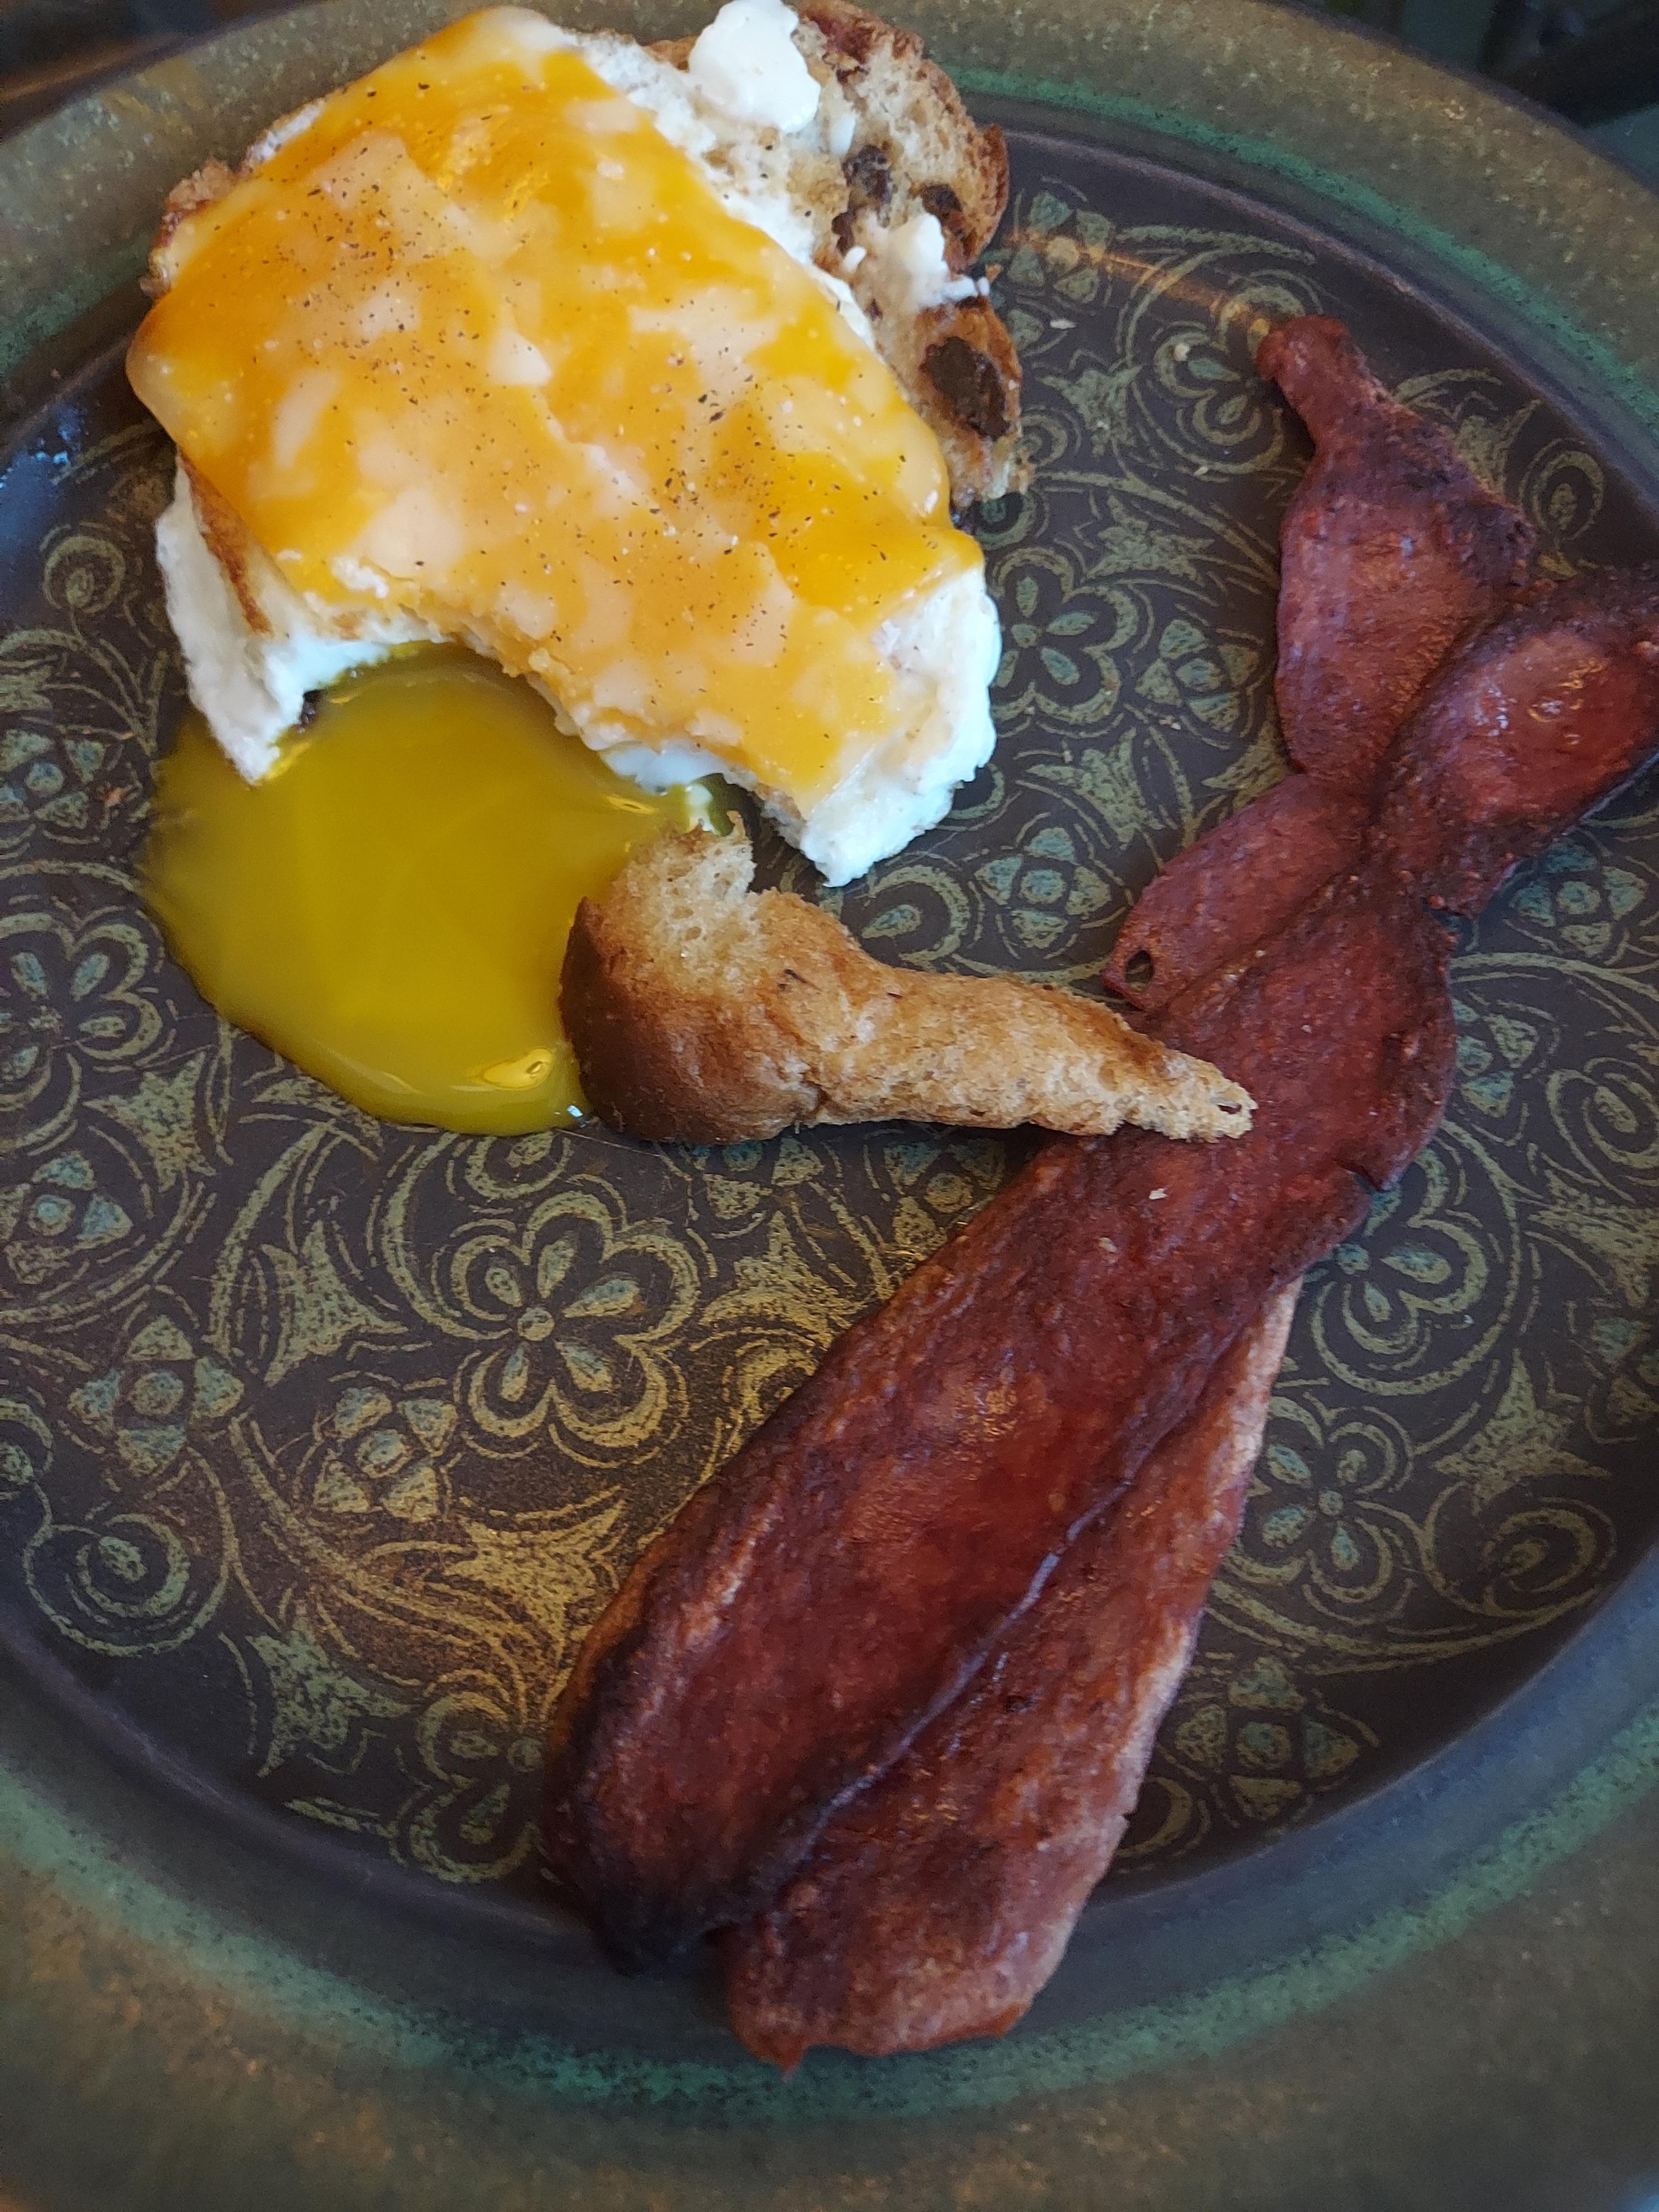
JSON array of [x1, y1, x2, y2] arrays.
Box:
[[307, 1383, 458, 1521], [447, 1186, 700, 1459], [1121, 1653, 1378, 1859], [0, 904, 168, 1147], [69, 1313, 241, 1483], [0, 1147, 133, 1288], [405, 1683, 548, 1882], [1308, 1134, 1520, 1398], [1235, 1403, 1417, 1618]]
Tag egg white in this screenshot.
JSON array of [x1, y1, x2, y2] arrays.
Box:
[[156, 6, 1001, 888]]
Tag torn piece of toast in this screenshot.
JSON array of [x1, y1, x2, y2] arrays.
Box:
[[560, 829, 1255, 1143]]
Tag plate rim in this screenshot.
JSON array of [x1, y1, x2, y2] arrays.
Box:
[[5, 1, 1659, 2194]]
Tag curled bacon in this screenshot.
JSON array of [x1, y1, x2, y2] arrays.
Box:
[[544, 319, 1659, 2055], [1103, 776, 1366, 1015], [1108, 562, 1659, 1013], [1376, 565, 1659, 914], [1105, 315, 1535, 1010], [1259, 315, 1536, 792]]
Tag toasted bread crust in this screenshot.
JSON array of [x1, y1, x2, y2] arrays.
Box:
[[799, 0, 1023, 499], [561, 830, 1254, 1144]]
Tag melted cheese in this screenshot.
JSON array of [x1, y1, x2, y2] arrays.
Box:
[[127, 7, 984, 830]]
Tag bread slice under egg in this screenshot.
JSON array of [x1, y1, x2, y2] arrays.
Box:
[[653, 0, 1026, 502], [145, 3, 1028, 886], [562, 829, 1256, 1145]]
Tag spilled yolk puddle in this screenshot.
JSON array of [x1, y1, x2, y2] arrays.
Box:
[[142, 650, 707, 1133]]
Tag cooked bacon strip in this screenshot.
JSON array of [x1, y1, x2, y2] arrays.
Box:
[[543, 867, 1454, 1970], [1108, 564, 1659, 1011], [1377, 564, 1659, 914], [1262, 315, 1535, 792], [1103, 778, 1365, 1013], [711, 565, 1659, 2064], [1105, 315, 1534, 1009], [721, 1282, 1300, 2067], [542, 323, 1659, 2027]]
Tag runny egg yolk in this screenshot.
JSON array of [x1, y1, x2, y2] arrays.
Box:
[[126, 7, 985, 816], [142, 650, 708, 1133]]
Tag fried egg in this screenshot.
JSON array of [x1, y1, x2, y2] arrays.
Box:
[[129, 3, 1002, 1132]]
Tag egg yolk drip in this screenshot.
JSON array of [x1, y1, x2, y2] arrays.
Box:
[[143, 650, 708, 1133], [126, 7, 983, 811]]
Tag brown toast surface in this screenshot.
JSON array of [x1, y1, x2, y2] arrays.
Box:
[[561, 830, 1255, 1144]]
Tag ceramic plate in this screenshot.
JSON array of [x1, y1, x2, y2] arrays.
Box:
[[4, 4, 1659, 2206]]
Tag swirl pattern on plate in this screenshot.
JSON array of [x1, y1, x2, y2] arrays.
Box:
[[3, 150, 1658, 1901]]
